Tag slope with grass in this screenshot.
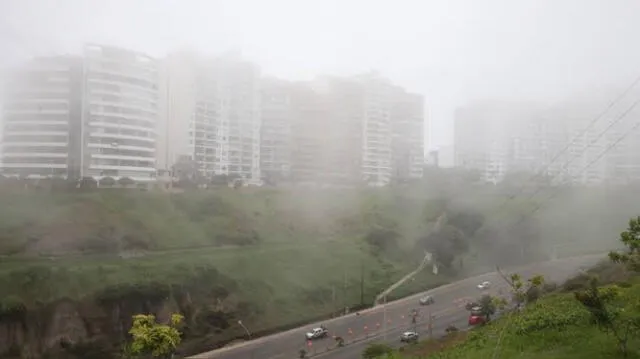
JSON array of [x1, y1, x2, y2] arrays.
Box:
[[0, 180, 637, 358], [397, 258, 640, 359]]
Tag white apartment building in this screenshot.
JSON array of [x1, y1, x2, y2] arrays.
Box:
[[284, 73, 424, 186], [1, 55, 83, 179], [260, 77, 293, 181], [160, 53, 261, 182], [391, 92, 425, 180], [1, 45, 161, 182], [82, 44, 160, 182], [454, 98, 640, 185]]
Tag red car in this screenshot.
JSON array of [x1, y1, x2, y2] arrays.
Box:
[[468, 314, 486, 326]]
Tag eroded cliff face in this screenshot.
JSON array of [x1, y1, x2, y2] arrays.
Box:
[[0, 288, 240, 359]]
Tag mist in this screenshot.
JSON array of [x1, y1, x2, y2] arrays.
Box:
[[2, 1, 640, 357], [2, 0, 640, 147]]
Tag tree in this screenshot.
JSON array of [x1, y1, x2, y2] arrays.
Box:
[[118, 177, 135, 187], [497, 272, 545, 308], [99, 176, 116, 187], [210, 174, 229, 186], [78, 177, 98, 190], [574, 278, 639, 357], [362, 343, 393, 359], [477, 294, 505, 321], [609, 216, 640, 272], [126, 313, 184, 359]]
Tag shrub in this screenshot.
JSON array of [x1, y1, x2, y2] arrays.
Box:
[[98, 177, 116, 187], [118, 177, 135, 187], [362, 343, 393, 359]]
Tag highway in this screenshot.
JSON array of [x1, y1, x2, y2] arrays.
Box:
[[188, 254, 604, 359]]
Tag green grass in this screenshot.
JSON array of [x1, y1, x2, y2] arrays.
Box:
[[401, 281, 640, 359]]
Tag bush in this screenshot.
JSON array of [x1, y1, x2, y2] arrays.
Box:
[[362, 343, 393, 359], [118, 177, 135, 187], [562, 273, 591, 292], [446, 324, 459, 333], [98, 177, 116, 187]]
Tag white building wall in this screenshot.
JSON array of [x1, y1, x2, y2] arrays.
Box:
[[0, 56, 78, 178], [82, 44, 159, 182]]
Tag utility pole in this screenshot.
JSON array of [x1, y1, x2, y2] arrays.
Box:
[[382, 295, 388, 340], [343, 268, 348, 315], [428, 309, 433, 339], [360, 261, 365, 306]]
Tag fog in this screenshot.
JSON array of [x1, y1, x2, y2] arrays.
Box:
[[2, 0, 640, 146]]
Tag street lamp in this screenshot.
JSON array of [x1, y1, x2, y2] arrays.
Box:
[[382, 295, 387, 340]]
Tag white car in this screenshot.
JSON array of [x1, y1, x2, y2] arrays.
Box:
[[400, 331, 419, 343], [477, 281, 491, 290], [419, 295, 434, 305], [305, 327, 328, 340]]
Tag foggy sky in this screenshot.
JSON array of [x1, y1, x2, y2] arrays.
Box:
[[1, 0, 640, 147]]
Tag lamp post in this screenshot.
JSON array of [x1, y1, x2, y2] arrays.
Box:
[[382, 295, 387, 340]]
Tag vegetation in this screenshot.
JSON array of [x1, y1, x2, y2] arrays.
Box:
[[0, 170, 633, 358], [125, 313, 184, 358], [392, 216, 640, 359]]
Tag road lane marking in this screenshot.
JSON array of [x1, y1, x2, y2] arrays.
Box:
[[188, 254, 605, 358]]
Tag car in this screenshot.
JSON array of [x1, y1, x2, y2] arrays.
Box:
[[305, 327, 329, 340], [465, 301, 480, 311], [468, 314, 486, 326], [470, 306, 483, 316], [419, 295, 434, 305], [477, 281, 491, 290], [400, 331, 419, 343]]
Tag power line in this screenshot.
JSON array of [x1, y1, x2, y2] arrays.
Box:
[[490, 76, 640, 218], [508, 95, 640, 228]]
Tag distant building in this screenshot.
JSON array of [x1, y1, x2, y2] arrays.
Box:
[[1, 55, 83, 179], [453, 98, 640, 185], [81, 44, 160, 182], [159, 52, 262, 182]]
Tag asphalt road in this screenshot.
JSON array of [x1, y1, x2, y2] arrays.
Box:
[[189, 254, 604, 359]]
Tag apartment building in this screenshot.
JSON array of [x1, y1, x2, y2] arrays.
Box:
[[1, 45, 161, 182], [391, 91, 425, 180], [1, 55, 83, 179], [265, 73, 423, 186], [453, 98, 640, 185], [82, 44, 160, 181], [260, 77, 293, 181], [160, 53, 261, 182]]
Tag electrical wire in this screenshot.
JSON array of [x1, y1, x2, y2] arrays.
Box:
[[489, 76, 640, 219]]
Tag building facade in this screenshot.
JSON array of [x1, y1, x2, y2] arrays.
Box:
[[454, 98, 640, 185], [1, 55, 83, 179], [159, 53, 262, 182], [1, 45, 161, 182], [82, 44, 160, 181]]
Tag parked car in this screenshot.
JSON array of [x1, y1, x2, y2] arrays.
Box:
[[419, 295, 434, 305], [400, 331, 419, 343]]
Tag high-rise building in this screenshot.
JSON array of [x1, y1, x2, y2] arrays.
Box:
[[1, 45, 161, 182], [82, 44, 160, 181], [160, 53, 262, 182], [263, 73, 424, 186], [1, 55, 83, 179], [453, 98, 640, 185], [260, 77, 293, 181]]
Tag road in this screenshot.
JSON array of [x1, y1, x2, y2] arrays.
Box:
[[188, 254, 604, 359]]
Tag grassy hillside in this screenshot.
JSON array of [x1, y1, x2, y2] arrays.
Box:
[[399, 279, 640, 359], [0, 177, 638, 358]]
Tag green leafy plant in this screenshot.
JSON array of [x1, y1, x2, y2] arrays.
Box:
[[126, 313, 184, 358], [609, 216, 640, 272]]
